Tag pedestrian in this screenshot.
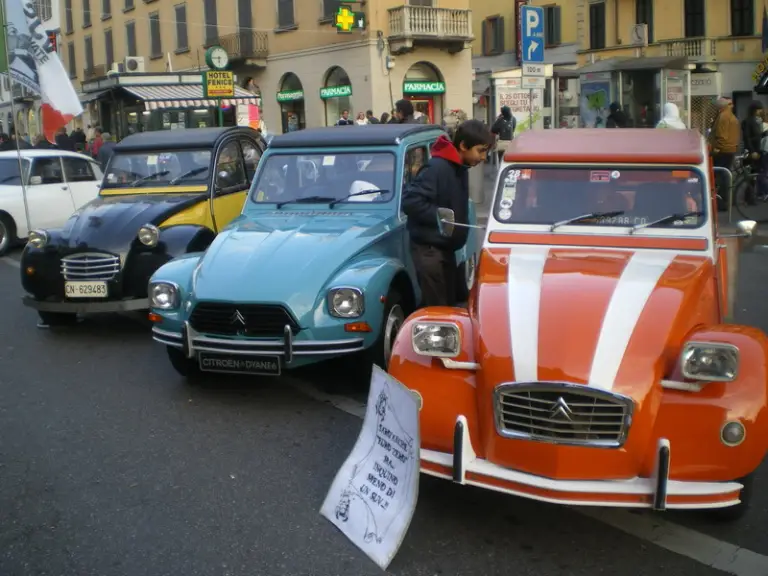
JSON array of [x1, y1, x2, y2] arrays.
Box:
[[379, 112, 390, 124], [757, 112, 768, 201], [393, 99, 419, 124], [402, 119, 493, 307], [387, 109, 398, 124], [88, 126, 104, 159], [606, 102, 628, 128], [741, 102, 764, 205], [708, 97, 741, 211], [656, 102, 687, 129], [355, 112, 368, 125], [0, 133, 13, 151], [55, 126, 75, 151], [366, 110, 379, 124], [491, 105, 516, 163], [97, 132, 116, 167], [71, 126, 86, 152], [33, 134, 55, 149], [336, 110, 354, 126]]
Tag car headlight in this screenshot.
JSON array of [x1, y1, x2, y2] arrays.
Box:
[[681, 342, 739, 382], [149, 282, 180, 310], [27, 229, 49, 248], [412, 322, 460, 358], [138, 224, 159, 247], [328, 287, 364, 318]]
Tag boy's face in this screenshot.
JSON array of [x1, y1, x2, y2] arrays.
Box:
[[458, 142, 489, 167]]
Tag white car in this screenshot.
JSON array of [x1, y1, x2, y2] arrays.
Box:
[[0, 149, 103, 256]]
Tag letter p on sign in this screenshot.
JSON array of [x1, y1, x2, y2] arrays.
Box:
[[526, 10, 540, 36]]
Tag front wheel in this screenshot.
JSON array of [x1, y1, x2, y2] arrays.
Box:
[[706, 474, 753, 522], [166, 346, 202, 382], [0, 213, 16, 257], [350, 288, 406, 382]]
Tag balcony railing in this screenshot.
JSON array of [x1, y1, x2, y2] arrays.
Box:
[[83, 64, 106, 80], [660, 37, 717, 60], [206, 31, 268, 60], [388, 6, 472, 42]]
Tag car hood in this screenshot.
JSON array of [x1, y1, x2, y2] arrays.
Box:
[[192, 210, 398, 324], [59, 193, 206, 252], [475, 246, 716, 477]]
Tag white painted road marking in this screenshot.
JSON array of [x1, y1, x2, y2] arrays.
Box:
[[288, 381, 768, 576], [0, 256, 20, 268]]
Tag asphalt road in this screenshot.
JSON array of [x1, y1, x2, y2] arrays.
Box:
[[1, 249, 768, 576]]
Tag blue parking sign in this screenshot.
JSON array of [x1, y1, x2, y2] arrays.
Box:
[[521, 5, 544, 63]]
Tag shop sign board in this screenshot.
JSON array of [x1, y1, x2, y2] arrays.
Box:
[[403, 81, 445, 94], [320, 85, 353, 99], [522, 76, 545, 89], [277, 90, 304, 102], [203, 71, 235, 99]]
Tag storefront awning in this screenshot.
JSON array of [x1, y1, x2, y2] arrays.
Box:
[[79, 89, 112, 103], [577, 56, 690, 74], [120, 84, 258, 111]]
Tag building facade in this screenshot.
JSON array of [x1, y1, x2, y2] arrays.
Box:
[[59, 0, 475, 137]]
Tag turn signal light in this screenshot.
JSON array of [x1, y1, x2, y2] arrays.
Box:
[[148, 312, 163, 323], [344, 322, 372, 332], [25, 267, 34, 275]]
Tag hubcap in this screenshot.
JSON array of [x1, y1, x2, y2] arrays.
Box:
[[383, 304, 405, 368]]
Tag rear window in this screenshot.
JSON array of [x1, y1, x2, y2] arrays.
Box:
[[0, 158, 29, 185], [494, 166, 707, 229]]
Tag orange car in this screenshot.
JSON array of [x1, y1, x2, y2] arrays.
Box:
[[388, 128, 766, 520]]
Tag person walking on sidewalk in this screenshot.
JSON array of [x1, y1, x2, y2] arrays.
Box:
[[402, 119, 493, 307], [708, 98, 741, 210], [491, 106, 516, 164]]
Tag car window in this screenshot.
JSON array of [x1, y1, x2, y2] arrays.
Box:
[[103, 150, 211, 188], [404, 146, 427, 187], [0, 158, 29, 185], [62, 157, 96, 182], [215, 141, 247, 191], [240, 138, 262, 182], [494, 166, 706, 229], [30, 157, 64, 184], [91, 161, 104, 181]]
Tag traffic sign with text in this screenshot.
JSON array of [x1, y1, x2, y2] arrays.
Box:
[[522, 76, 546, 90], [522, 63, 545, 77], [521, 5, 544, 63]]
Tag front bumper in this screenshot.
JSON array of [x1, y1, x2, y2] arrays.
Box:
[[153, 321, 366, 366], [22, 295, 149, 313], [423, 415, 744, 510]]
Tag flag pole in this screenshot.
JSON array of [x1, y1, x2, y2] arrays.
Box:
[[0, 0, 31, 236]]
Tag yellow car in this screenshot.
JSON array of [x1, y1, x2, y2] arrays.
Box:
[[20, 126, 266, 326]]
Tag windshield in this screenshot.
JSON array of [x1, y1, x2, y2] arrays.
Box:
[[250, 152, 396, 205], [494, 166, 707, 229], [102, 150, 212, 188], [0, 158, 29, 185]]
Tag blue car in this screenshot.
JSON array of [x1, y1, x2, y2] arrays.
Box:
[[148, 124, 480, 380]]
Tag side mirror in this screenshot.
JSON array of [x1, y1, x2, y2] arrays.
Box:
[[437, 207, 455, 237], [28, 175, 42, 185], [720, 219, 757, 239]]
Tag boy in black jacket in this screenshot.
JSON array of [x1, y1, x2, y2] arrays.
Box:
[[402, 119, 493, 307]]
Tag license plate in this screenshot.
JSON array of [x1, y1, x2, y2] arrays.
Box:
[[198, 353, 281, 376], [64, 281, 108, 298]]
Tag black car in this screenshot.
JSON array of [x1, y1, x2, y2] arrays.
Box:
[[20, 126, 266, 326]]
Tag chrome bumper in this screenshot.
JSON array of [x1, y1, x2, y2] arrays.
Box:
[[23, 295, 149, 313], [152, 321, 366, 364]]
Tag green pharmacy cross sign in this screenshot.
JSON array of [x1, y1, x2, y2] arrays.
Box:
[[335, 4, 365, 33]]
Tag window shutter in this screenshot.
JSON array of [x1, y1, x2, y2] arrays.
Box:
[[481, 19, 488, 55], [498, 16, 505, 53], [553, 6, 561, 45]]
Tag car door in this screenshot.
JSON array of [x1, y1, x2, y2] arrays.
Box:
[[401, 143, 430, 289], [62, 156, 101, 208], [26, 156, 76, 230], [211, 139, 252, 230]]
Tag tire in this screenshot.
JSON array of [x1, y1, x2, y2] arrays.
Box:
[[351, 287, 407, 381], [166, 346, 202, 381], [38, 311, 78, 326], [707, 474, 753, 522], [0, 213, 16, 257]]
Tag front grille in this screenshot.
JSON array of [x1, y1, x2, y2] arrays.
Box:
[[494, 383, 633, 448], [189, 302, 300, 337], [61, 252, 121, 281]]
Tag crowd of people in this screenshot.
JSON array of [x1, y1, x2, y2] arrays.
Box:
[[0, 124, 117, 167], [334, 99, 434, 126]]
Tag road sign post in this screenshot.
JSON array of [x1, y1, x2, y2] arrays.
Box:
[[520, 5, 544, 131]]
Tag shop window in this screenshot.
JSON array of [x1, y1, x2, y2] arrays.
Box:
[[126, 21, 136, 56], [277, 0, 295, 28], [31, 158, 64, 184], [104, 29, 113, 70], [731, 0, 754, 37], [102, 0, 111, 18], [240, 138, 262, 182], [481, 16, 504, 56], [204, 0, 218, 44], [149, 12, 161, 58], [544, 5, 561, 46], [63, 158, 96, 182], [67, 42, 76, 78], [589, 2, 606, 50], [175, 4, 188, 51], [215, 141, 247, 191], [84, 36, 94, 74], [64, 0, 73, 33], [83, 0, 91, 27], [684, 0, 705, 38], [635, 0, 653, 44]]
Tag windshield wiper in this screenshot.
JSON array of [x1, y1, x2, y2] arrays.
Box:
[[329, 189, 390, 208], [130, 170, 170, 187], [630, 211, 703, 234], [275, 195, 337, 209], [169, 167, 209, 185], [550, 211, 625, 231]]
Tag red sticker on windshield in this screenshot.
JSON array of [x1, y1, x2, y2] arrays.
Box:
[[590, 171, 611, 182]]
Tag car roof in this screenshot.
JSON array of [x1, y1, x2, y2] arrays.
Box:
[[0, 149, 97, 161], [268, 124, 445, 149], [114, 126, 262, 152], [504, 129, 705, 165]]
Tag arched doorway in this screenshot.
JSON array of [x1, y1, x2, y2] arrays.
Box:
[[28, 108, 39, 138], [276, 72, 305, 133], [403, 62, 445, 124], [321, 66, 353, 126]]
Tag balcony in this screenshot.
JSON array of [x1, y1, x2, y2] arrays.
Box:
[[83, 65, 106, 80], [205, 32, 268, 66], [387, 6, 473, 55]]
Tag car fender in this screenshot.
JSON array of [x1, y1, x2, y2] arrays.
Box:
[[158, 224, 216, 259]]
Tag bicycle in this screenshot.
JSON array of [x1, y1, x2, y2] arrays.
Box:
[[715, 151, 768, 223]]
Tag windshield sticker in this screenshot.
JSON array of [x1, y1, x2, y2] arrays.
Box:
[[147, 155, 158, 165], [499, 197, 513, 209], [590, 171, 611, 183], [106, 173, 117, 183], [498, 208, 512, 221], [504, 170, 521, 185], [611, 170, 621, 179], [322, 156, 335, 166], [687, 177, 699, 183]]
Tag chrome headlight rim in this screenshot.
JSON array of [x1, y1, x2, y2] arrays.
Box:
[[27, 229, 49, 249], [149, 281, 180, 310], [328, 286, 365, 318], [138, 223, 160, 247], [411, 321, 461, 358], [680, 341, 739, 382]]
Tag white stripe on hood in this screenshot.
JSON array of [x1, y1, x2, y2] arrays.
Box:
[[656, 103, 687, 129]]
